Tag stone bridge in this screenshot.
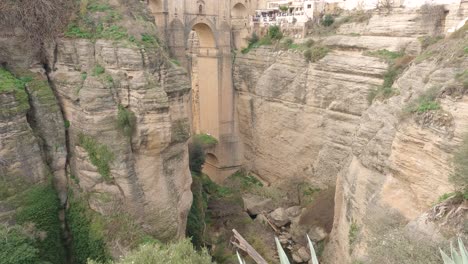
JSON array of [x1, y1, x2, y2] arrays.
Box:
[[148, 0, 256, 181]]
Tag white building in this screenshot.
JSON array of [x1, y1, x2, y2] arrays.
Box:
[[325, 0, 462, 10], [253, 0, 316, 27]]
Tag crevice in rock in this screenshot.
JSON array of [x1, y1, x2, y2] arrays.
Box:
[[42, 45, 73, 264]]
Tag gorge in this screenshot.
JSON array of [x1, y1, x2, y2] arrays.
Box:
[[0, 0, 467, 264]]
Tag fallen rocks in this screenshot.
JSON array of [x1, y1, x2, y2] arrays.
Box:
[[269, 207, 291, 227], [243, 194, 274, 215]]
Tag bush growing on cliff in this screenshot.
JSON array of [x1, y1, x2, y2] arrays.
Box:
[[189, 142, 205, 173], [321, 14, 335, 27], [78, 134, 114, 182], [304, 46, 330, 62], [187, 172, 208, 249], [403, 86, 441, 115], [67, 193, 110, 264], [87, 239, 213, 264], [117, 104, 136, 138], [268, 25, 283, 40], [14, 184, 66, 264], [0, 224, 41, 264]]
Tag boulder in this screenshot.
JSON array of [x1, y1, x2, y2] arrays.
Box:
[[286, 206, 302, 219], [294, 246, 311, 263], [243, 194, 274, 215], [254, 213, 269, 226], [269, 208, 290, 227]]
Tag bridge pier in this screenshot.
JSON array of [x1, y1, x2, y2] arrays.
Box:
[[149, 0, 255, 182]]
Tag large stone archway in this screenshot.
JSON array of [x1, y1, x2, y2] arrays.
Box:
[[148, 0, 245, 182]]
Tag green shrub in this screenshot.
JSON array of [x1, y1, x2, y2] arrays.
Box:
[[364, 49, 404, 62], [0, 68, 29, 115], [91, 64, 105, 76], [281, 37, 294, 49], [67, 194, 110, 264], [0, 225, 41, 264], [403, 86, 441, 114], [87, 239, 212, 264], [268, 25, 283, 40], [15, 184, 65, 264], [141, 33, 159, 46], [349, 221, 359, 246], [322, 14, 335, 27], [189, 141, 205, 173], [87, 3, 111, 12], [117, 105, 136, 138], [78, 134, 114, 181], [304, 45, 330, 62], [99, 25, 128, 40], [187, 173, 208, 249], [229, 170, 263, 190], [248, 32, 259, 45], [193, 133, 218, 148]]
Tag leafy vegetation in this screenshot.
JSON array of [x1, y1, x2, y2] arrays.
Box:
[[189, 141, 205, 173], [403, 86, 441, 115], [304, 45, 330, 62], [0, 68, 29, 115], [268, 25, 283, 40], [187, 172, 209, 249], [241, 32, 274, 54], [64, 0, 129, 41], [321, 14, 335, 27], [14, 184, 66, 264], [348, 221, 359, 246], [67, 193, 110, 264], [0, 224, 42, 264], [193, 133, 218, 148], [367, 53, 414, 104], [117, 105, 136, 138], [88, 239, 212, 264], [364, 49, 405, 62], [92, 64, 105, 76], [78, 134, 114, 181]]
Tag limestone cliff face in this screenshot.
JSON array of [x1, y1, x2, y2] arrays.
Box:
[[234, 5, 467, 263], [234, 46, 387, 187], [0, 5, 193, 252], [49, 38, 193, 241]]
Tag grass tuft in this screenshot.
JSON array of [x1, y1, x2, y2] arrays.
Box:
[[78, 134, 114, 182]]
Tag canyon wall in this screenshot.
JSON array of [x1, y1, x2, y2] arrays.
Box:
[[0, 0, 194, 260], [234, 5, 467, 263]]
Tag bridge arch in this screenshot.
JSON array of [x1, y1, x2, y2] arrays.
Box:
[[191, 23, 217, 48], [232, 2, 248, 18], [156, 1, 242, 182]]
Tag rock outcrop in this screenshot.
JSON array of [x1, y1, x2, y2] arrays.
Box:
[[234, 5, 467, 264]]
